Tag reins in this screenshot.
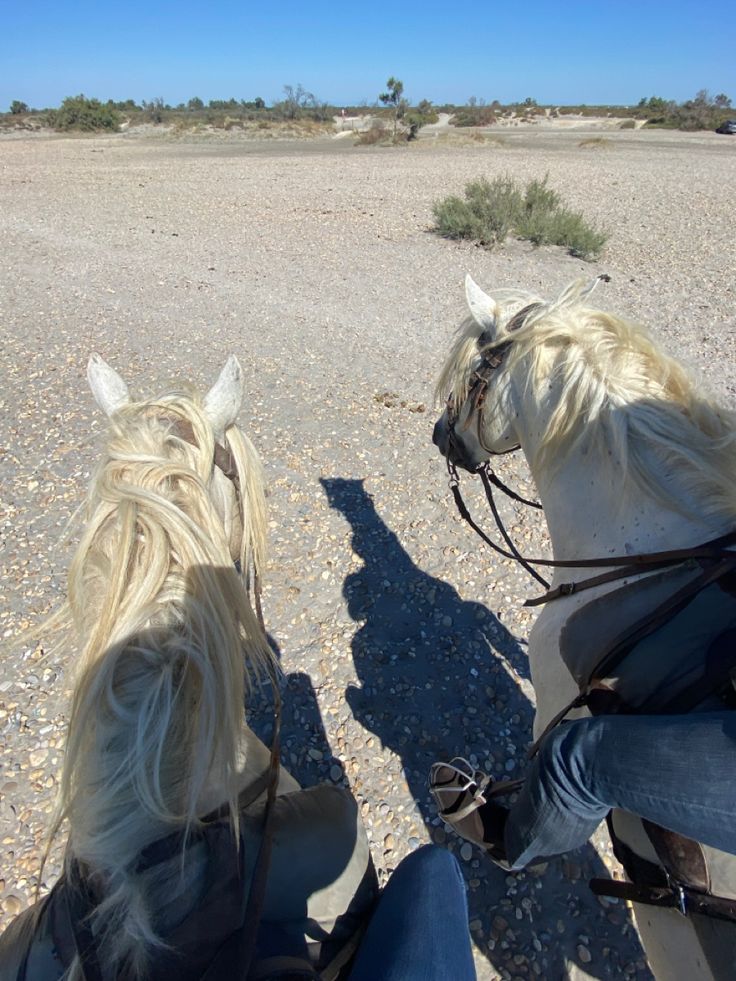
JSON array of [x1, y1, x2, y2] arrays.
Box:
[[447, 458, 549, 590]]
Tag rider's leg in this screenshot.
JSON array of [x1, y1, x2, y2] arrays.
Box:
[[506, 711, 736, 869], [349, 844, 476, 981]]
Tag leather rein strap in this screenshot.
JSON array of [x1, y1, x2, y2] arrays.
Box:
[[448, 455, 736, 605]]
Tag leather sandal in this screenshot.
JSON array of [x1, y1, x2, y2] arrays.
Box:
[[429, 757, 510, 869]]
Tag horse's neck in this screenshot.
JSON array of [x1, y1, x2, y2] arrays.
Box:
[[519, 425, 724, 567]]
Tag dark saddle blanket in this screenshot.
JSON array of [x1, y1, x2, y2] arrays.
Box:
[[559, 563, 736, 713]]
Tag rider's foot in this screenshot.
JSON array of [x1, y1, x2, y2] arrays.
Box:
[[429, 757, 510, 869]]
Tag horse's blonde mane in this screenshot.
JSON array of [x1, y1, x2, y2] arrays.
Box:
[[47, 388, 275, 978], [438, 279, 736, 520]]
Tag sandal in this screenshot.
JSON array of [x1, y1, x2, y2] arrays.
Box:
[[429, 757, 510, 869]]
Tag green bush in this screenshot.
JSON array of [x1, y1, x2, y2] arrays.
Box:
[[48, 95, 120, 132], [433, 174, 607, 260], [433, 176, 523, 246], [450, 106, 497, 127]]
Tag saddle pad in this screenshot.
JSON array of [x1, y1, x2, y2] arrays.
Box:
[[0, 785, 378, 981], [560, 565, 736, 710]]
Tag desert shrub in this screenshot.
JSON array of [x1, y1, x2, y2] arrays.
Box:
[[49, 95, 120, 132], [141, 98, 167, 124], [451, 106, 497, 127], [544, 210, 608, 259], [515, 177, 607, 258], [433, 174, 607, 260], [433, 176, 523, 246], [404, 103, 438, 139], [618, 119, 636, 129], [273, 83, 334, 123], [432, 195, 485, 239]]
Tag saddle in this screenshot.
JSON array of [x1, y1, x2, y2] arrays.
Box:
[[556, 563, 736, 924]]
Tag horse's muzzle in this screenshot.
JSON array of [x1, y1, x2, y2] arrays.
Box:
[[432, 417, 448, 454], [433, 413, 478, 472]]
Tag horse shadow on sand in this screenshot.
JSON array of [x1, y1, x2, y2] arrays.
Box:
[[320, 477, 651, 981]]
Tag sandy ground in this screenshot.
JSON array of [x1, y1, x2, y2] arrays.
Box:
[[1, 126, 735, 979]]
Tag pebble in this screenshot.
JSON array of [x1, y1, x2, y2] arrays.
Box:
[[578, 944, 593, 964], [2, 896, 22, 915]]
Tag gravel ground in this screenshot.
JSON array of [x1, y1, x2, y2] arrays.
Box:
[[1, 126, 735, 979]]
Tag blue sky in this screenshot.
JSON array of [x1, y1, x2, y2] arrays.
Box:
[[2, 0, 734, 110]]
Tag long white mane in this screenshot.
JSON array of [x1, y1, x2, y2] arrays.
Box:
[[438, 279, 736, 521], [47, 384, 275, 978]]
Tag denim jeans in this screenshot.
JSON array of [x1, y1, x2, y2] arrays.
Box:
[[349, 844, 476, 980], [505, 711, 736, 869]]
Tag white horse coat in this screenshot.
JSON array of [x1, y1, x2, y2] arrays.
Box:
[[434, 276, 736, 980]]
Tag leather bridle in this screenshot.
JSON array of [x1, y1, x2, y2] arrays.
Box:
[[168, 417, 240, 486]]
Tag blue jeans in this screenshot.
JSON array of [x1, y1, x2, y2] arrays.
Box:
[[349, 844, 476, 980], [506, 711, 736, 869]]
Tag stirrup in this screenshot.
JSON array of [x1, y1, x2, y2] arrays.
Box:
[[429, 757, 491, 821]]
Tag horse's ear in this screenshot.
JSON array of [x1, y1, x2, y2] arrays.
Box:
[[465, 274, 499, 334], [87, 353, 131, 416], [203, 355, 245, 437]]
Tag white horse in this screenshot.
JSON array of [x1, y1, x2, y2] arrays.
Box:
[[433, 276, 736, 980], [0, 356, 373, 981]]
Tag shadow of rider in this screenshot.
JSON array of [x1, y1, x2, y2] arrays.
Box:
[[320, 476, 651, 981]]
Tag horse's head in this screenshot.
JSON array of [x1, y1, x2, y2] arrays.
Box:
[[433, 275, 536, 471], [86, 353, 258, 570]]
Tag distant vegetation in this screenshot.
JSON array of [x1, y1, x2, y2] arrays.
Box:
[[44, 95, 121, 131], [356, 78, 438, 144], [433, 174, 608, 261], [0, 87, 338, 135], [636, 90, 732, 130], [1, 88, 731, 135]]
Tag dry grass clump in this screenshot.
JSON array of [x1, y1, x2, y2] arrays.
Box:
[[355, 122, 391, 146], [578, 137, 611, 149]]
